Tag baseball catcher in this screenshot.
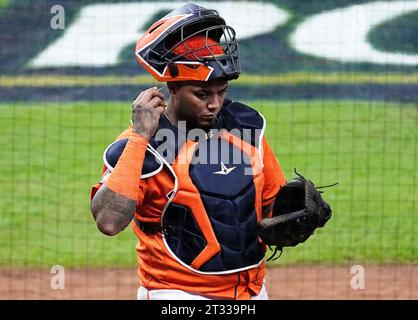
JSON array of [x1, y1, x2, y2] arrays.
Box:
[[258, 169, 336, 260], [90, 3, 332, 300]]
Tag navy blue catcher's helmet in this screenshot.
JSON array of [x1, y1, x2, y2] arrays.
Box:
[[135, 3, 240, 82]]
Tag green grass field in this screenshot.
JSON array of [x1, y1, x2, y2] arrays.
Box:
[[0, 100, 416, 267]]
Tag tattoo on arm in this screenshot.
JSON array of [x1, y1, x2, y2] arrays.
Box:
[[91, 185, 137, 235]]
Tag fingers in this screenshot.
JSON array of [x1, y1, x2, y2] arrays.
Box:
[[132, 90, 146, 108], [132, 96, 165, 116], [143, 87, 164, 102], [133, 87, 164, 108], [147, 95, 165, 108], [154, 105, 165, 117]]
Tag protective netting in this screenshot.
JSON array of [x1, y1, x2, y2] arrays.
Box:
[[0, 0, 416, 299]]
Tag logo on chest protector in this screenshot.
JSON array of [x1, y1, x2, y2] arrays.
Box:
[[213, 162, 237, 175]]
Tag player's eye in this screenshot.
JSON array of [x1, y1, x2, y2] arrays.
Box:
[[195, 92, 208, 99]]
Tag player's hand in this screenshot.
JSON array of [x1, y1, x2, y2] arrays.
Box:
[[131, 87, 165, 139]]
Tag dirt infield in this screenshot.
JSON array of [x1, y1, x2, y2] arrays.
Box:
[[0, 265, 417, 300]]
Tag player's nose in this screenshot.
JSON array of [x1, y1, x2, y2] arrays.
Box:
[[207, 95, 222, 111]]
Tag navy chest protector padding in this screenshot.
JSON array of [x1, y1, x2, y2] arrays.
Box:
[[163, 203, 207, 266], [104, 138, 161, 177], [214, 100, 264, 149], [163, 137, 264, 272]]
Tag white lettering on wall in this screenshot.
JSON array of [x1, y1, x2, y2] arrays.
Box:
[[290, 1, 418, 65], [29, 1, 289, 68]]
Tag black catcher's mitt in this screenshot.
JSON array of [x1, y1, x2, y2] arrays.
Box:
[[258, 170, 336, 260]]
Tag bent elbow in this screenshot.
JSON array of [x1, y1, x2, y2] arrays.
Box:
[[97, 222, 121, 237], [90, 187, 134, 237], [91, 205, 123, 236]]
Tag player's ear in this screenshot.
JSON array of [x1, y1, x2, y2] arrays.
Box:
[[167, 82, 180, 96]]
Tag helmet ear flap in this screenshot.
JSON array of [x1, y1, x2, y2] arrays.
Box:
[[167, 63, 179, 77]]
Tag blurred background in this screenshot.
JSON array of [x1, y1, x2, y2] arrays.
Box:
[[0, 0, 416, 299]]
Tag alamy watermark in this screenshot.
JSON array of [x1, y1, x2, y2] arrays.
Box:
[[50, 5, 65, 30], [350, 265, 365, 290], [50, 265, 65, 290], [153, 124, 263, 176]]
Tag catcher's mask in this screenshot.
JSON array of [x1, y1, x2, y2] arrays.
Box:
[[135, 3, 240, 82]]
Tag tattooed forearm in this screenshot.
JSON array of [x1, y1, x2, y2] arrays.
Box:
[[90, 185, 137, 236]]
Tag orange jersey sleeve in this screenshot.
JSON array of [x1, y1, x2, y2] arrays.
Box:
[[261, 137, 286, 207], [90, 125, 149, 205], [90, 170, 149, 206]]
